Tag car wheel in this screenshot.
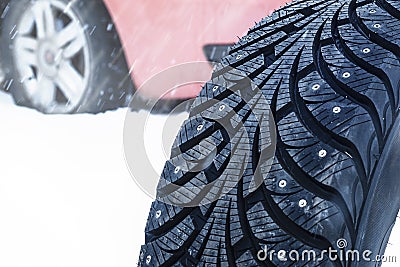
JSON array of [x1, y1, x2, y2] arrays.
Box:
[[138, 0, 400, 266], [0, 0, 133, 114]]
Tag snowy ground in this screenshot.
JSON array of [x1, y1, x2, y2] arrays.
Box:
[[0, 91, 398, 266], [0, 91, 188, 267]]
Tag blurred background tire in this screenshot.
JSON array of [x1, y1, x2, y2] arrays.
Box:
[[0, 0, 133, 114]]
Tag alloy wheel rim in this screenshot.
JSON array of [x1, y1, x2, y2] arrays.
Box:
[[13, 0, 90, 113]]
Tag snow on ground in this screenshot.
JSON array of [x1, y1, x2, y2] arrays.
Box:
[[0, 91, 188, 267], [0, 90, 398, 266]]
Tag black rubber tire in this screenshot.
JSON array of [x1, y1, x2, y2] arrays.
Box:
[[0, 0, 133, 114], [138, 0, 400, 266]]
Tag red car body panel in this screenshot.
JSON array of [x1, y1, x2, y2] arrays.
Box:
[[103, 0, 288, 99]]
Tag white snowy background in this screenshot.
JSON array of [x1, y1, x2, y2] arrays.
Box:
[[0, 90, 398, 266]]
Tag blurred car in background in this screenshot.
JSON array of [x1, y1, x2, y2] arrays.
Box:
[[0, 0, 287, 114]]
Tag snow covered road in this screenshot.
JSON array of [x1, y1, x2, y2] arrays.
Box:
[[0, 91, 189, 266]]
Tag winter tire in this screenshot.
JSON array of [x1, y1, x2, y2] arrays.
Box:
[[138, 0, 400, 266]]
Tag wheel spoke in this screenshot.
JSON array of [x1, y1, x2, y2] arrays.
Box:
[[32, 1, 55, 38], [32, 4, 45, 38], [18, 10, 35, 35], [18, 50, 37, 66], [43, 1, 55, 35], [15, 36, 38, 52], [31, 75, 56, 107], [63, 33, 85, 58], [56, 21, 83, 49], [14, 41, 37, 67], [56, 62, 84, 104]]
